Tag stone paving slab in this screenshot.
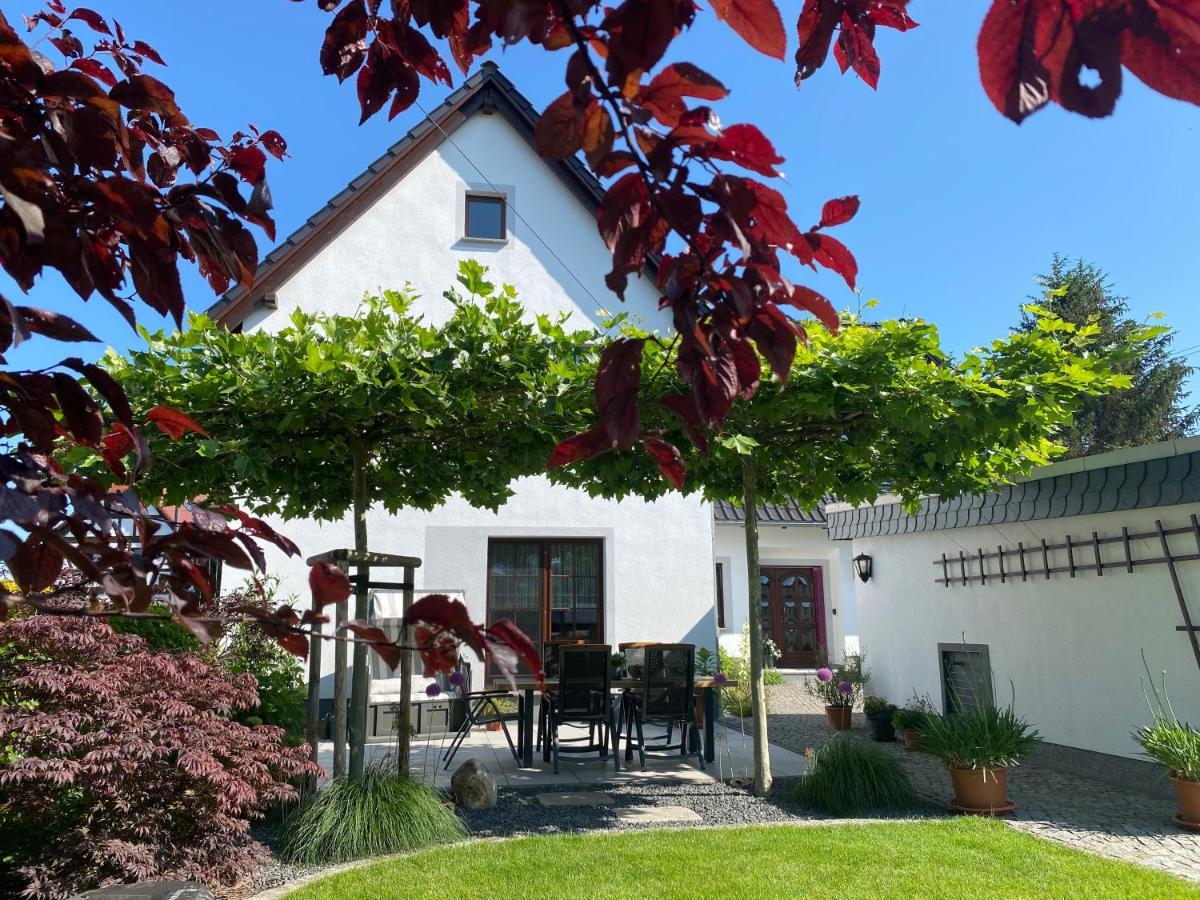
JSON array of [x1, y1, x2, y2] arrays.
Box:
[[756, 681, 1200, 882], [613, 805, 703, 825], [536, 791, 615, 807]]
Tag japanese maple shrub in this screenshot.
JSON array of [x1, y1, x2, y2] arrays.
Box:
[[0, 614, 322, 900]]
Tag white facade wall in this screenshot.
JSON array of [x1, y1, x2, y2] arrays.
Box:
[[848, 501, 1200, 759], [713, 523, 857, 663], [239, 111, 715, 688]]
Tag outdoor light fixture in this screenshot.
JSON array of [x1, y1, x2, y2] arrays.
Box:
[[853, 553, 873, 583]]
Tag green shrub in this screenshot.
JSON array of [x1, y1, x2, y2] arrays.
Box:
[[919, 704, 1039, 770], [108, 604, 198, 652], [278, 762, 466, 865], [219, 621, 307, 740], [795, 736, 917, 815], [1133, 658, 1200, 780], [763, 668, 784, 686]]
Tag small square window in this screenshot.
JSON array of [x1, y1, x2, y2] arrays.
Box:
[[465, 194, 506, 240]]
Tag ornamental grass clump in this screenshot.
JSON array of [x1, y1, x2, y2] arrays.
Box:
[[278, 761, 467, 865], [1132, 658, 1200, 782], [795, 735, 917, 815], [918, 702, 1039, 771]]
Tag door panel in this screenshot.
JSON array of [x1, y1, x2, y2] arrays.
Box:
[[760, 566, 824, 667]]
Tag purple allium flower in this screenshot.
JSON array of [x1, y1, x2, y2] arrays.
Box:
[[713, 670, 728, 686], [816, 667, 834, 683], [448, 671, 466, 687], [425, 682, 442, 697], [837, 680, 853, 695]]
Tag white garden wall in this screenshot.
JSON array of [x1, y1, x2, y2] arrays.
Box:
[[847, 501, 1200, 759]]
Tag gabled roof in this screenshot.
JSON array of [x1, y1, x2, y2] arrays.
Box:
[[713, 498, 827, 526], [207, 62, 611, 329]]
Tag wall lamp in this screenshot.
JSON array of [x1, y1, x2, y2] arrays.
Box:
[[853, 553, 873, 583]]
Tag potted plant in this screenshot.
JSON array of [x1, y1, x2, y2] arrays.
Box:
[[891, 695, 933, 751], [864, 695, 897, 742], [486, 695, 518, 732], [806, 654, 866, 731], [1132, 659, 1200, 830], [920, 700, 1039, 815], [610, 652, 628, 680]]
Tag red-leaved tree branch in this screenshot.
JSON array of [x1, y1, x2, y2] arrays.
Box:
[[0, 2, 540, 688], [301, 0, 1200, 489]]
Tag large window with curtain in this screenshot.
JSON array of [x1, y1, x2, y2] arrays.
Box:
[[486, 539, 603, 659]]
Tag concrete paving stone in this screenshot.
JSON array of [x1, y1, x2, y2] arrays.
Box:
[[613, 805, 703, 825], [536, 791, 615, 807]]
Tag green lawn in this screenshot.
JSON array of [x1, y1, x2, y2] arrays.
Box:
[[286, 819, 1199, 899]]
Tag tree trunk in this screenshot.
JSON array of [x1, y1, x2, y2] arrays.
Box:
[[332, 577, 348, 777], [742, 453, 772, 797], [348, 444, 371, 781], [396, 564, 415, 777]]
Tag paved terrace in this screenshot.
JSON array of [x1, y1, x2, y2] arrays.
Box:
[[318, 720, 807, 790]]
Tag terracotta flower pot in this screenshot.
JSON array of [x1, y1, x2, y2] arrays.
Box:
[[900, 728, 922, 752], [1172, 776, 1200, 828], [486, 721, 502, 732], [948, 765, 1014, 815], [825, 704, 852, 731]]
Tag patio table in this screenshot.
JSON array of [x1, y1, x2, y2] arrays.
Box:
[[507, 676, 734, 768]]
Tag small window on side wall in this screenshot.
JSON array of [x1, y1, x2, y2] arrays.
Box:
[[465, 194, 506, 240]]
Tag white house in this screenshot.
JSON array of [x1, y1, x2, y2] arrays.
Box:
[[713, 499, 859, 667], [828, 435, 1200, 766], [209, 64, 833, 699]]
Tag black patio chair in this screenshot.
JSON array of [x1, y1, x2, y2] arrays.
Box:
[[542, 643, 618, 774], [621, 643, 704, 770], [441, 660, 520, 770]]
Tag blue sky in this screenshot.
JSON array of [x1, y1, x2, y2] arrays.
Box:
[[9, 1, 1200, 392]]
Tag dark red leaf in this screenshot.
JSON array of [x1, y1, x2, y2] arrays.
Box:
[[259, 130, 288, 160], [15, 307, 98, 343], [147, 404, 209, 440], [227, 145, 267, 185], [109, 74, 181, 119], [638, 62, 728, 128], [215, 505, 301, 557], [534, 91, 583, 160], [595, 338, 644, 449], [710, 0, 787, 60], [806, 232, 858, 289], [977, 0, 1068, 123], [659, 394, 709, 453], [484, 618, 543, 692], [780, 284, 839, 332], [708, 123, 784, 176], [819, 195, 860, 228], [309, 562, 351, 609], [343, 620, 402, 670], [403, 593, 485, 659], [53, 372, 102, 445], [1123, 2, 1200, 108], [10, 535, 64, 593], [66, 7, 111, 34], [643, 438, 685, 489], [547, 426, 613, 468], [320, 0, 369, 81]]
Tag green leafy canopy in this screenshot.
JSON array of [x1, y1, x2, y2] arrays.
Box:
[[104, 261, 599, 521], [553, 308, 1153, 511]]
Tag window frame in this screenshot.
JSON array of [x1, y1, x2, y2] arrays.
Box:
[[485, 538, 605, 652], [463, 192, 507, 242]]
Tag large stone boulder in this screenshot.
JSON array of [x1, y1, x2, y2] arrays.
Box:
[[451, 758, 497, 809]]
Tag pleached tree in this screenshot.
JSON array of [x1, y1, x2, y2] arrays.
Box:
[[106, 261, 592, 779], [551, 307, 1154, 795]]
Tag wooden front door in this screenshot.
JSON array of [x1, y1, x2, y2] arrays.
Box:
[[758, 566, 824, 668]]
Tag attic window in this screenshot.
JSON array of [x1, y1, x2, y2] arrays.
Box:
[[465, 193, 506, 240]]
